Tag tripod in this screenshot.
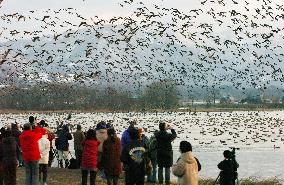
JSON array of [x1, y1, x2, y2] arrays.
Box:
[[213, 173, 220, 185], [213, 172, 239, 185]]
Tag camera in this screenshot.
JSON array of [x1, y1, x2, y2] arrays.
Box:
[[229, 147, 240, 160]]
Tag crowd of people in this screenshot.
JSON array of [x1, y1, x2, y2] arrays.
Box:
[[0, 115, 239, 185]]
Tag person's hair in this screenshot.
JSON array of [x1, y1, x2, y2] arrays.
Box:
[[86, 129, 96, 140], [128, 121, 136, 128], [77, 124, 82, 131], [29, 116, 34, 123], [107, 128, 116, 143], [129, 128, 139, 140], [159, 121, 166, 131], [23, 123, 31, 131], [1, 128, 11, 138], [223, 150, 231, 159], [179, 141, 192, 153], [11, 123, 18, 130]]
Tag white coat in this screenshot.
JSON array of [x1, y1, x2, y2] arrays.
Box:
[[38, 135, 50, 164]]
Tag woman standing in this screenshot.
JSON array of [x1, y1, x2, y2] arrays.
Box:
[[172, 141, 199, 185], [100, 128, 122, 185], [81, 129, 100, 185]]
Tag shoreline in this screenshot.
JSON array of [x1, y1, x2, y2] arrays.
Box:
[[15, 167, 283, 185], [0, 107, 284, 114]]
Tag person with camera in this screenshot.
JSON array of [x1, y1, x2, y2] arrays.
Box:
[[217, 150, 239, 185], [155, 122, 177, 185]]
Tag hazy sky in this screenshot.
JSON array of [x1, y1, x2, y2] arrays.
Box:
[[1, 0, 201, 18]]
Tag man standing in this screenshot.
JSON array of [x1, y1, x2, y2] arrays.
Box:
[[218, 150, 239, 185], [56, 124, 72, 168], [73, 124, 85, 167], [121, 121, 136, 150], [155, 122, 177, 185], [20, 123, 42, 185]]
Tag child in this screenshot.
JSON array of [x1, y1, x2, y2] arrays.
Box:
[[81, 129, 100, 185], [100, 128, 122, 185], [38, 128, 50, 185]]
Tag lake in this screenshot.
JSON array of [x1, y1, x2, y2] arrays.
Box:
[[0, 111, 283, 179]]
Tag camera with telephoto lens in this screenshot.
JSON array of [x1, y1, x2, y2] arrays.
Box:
[[229, 147, 240, 160]]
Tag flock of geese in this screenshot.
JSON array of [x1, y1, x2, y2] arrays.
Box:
[[0, 111, 283, 150], [0, 0, 283, 93]]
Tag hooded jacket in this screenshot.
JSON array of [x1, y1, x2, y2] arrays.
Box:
[[172, 151, 199, 185], [20, 127, 42, 162]]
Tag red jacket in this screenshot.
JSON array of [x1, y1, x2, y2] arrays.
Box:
[[20, 127, 42, 162], [81, 139, 100, 170], [47, 133, 55, 149]]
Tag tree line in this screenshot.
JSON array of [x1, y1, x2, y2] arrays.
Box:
[[0, 81, 179, 111]]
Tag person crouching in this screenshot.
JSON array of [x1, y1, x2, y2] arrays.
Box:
[[38, 128, 50, 185]]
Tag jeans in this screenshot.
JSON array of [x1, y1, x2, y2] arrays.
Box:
[[39, 164, 48, 183], [148, 160, 157, 182], [158, 167, 170, 185], [82, 170, 97, 185], [25, 161, 39, 185], [106, 175, 119, 185]]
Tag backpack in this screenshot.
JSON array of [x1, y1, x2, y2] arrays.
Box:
[[148, 136, 157, 159], [194, 157, 201, 171], [68, 157, 79, 169]]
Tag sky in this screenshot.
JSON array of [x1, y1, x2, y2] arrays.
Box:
[[1, 0, 201, 18], [1, 0, 283, 88]]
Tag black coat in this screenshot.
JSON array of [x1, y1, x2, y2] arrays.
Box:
[[56, 126, 72, 151], [218, 159, 236, 185], [2, 136, 18, 165], [121, 140, 146, 183], [155, 129, 177, 168]]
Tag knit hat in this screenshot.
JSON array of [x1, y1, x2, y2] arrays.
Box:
[[96, 121, 107, 130]]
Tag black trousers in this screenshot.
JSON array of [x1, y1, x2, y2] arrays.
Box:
[[125, 170, 144, 185], [2, 163, 17, 185], [0, 164, 3, 185], [82, 170, 97, 185], [39, 164, 48, 183], [75, 149, 83, 166]]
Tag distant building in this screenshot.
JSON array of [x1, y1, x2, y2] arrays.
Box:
[[220, 96, 234, 104], [240, 95, 262, 104]]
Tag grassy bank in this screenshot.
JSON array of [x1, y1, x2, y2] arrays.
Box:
[[16, 168, 282, 185]]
